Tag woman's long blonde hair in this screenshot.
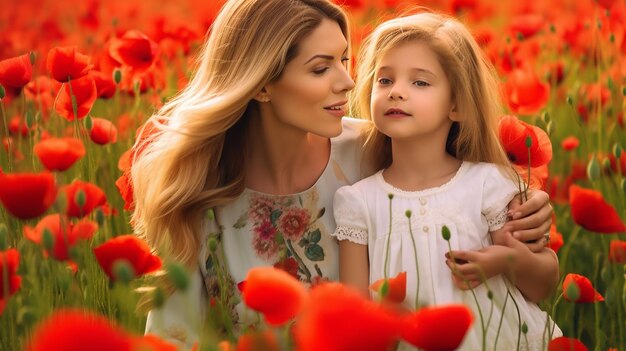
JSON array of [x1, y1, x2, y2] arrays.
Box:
[[131, 0, 349, 299], [352, 11, 511, 173]]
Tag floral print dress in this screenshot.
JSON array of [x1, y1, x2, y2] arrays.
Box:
[[144, 118, 368, 348]]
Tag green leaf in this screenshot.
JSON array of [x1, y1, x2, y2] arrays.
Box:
[[315, 207, 325, 220], [233, 212, 247, 229], [270, 209, 282, 225], [309, 229, 321, 243], [305, 244, 325, 261]]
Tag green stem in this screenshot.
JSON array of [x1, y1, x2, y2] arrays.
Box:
[[0, 101, 12, 171], [383, 195, 393, 279], [285, 239, 311, 282], [406, 213, 420, 308], [493, 288, 510, 349]]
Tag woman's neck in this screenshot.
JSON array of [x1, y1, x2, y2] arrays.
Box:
[[245, 112, 331, 195], [384, 133, 462, 192]]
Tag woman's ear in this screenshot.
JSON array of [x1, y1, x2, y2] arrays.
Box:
[[253, 87, 271, 103]]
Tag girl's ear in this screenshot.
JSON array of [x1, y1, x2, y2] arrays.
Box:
[[449, 105, 463, 121], [253, 87, 271, 103]]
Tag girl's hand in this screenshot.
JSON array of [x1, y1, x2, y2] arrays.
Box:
[[445, 245, 518, 290], [504, 189, 552, 253]]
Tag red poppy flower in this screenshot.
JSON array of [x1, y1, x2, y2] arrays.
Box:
[[34, 137, 85, 172], [236, 331, 280, 351], [0, 54, 32, 89], [569, 185, 626, 233], [0, 249, 22, 314], [548, 336, 589, 351], [131, 334, 178, 351], [93, 235, 162, 281], [498, 115, 553, 167], [89, 117, 118, 145], [23, 214, 98, 261], [294, 282, 400, 351], [109, 30, 159, 72], [115, 173, 134, 211], [55, 74, 97, 121], [0, 171, 57, 219], [401, 304, 473, 351], [609, 240, 626, 264], [547, 224, 564, 254], [91, 70, 116, 99], [241, 266, 307, 326], [46, 46, 93, 83], [25, 309, 132, 351], [561, 136, 580, 151], [370, 271, 407, 303], [503, 67, 550, 115], [508, 14, 544, 38], [563, 273, 604, 303], [61, 180, 107, 218], [8, 115, 31, 137]]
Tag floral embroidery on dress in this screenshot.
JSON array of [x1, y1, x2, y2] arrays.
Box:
[[232, 188, 328, 283]]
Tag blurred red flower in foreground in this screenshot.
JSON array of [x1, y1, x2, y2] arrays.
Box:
[[548, 336, 589, 351], [561, 136, 580, 151], [0, 54, 32, 91], [55, 74, 97, 121], [498, 115, 553, 167], [0, 249, 22, 314], [0, 171, 57, 219], [295, 282, 400, 351], [569, 185, 626, 233], [90, 117, 118, 145], [236, 330, 280, 351], [401, 304, 474, 351], [94, 235, 162, 281], [46, 46, 93, 83], [370, 271, 407, 303], [61, 180, 107, 218], [241, 267, 307, 326], [609, 240, 626, 264], [26, 309, 131, 351], [563, 273, 604, 303], [23, 214, 98, 261], [34, 137, 85, 171], [502, 67, 550, 115], [109, 30, 159, 72]]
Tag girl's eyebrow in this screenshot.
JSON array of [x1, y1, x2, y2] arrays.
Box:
[[377, 66, 436, 77]]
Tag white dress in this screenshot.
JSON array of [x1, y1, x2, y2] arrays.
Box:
[[144, 117, 368, 348], [332, 161, 562, 351]]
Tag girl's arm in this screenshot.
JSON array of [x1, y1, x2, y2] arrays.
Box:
[[447, 229, 559, 302], [338, 240, 370, 297]]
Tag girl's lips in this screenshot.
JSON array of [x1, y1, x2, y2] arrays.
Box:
[[384, 108, 411, 116]]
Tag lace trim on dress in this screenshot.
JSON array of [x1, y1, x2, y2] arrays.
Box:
[[487, 207, 509, 231], [332, 226, 368, 245]]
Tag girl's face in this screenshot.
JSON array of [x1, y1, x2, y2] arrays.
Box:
[[263, 18, 355, 137], [370, 40, 455, 141]]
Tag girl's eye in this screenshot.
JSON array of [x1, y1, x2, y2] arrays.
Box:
[[413, 80, 430, 87], [313, 67, 330, 75], [377, 78, 392, 85]]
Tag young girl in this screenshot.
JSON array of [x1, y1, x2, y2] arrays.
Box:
[[333, 12, 562, 350]]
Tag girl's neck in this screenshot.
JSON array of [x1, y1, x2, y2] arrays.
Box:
[[383, 134, 462, 192], [245, 112, 330, 195]]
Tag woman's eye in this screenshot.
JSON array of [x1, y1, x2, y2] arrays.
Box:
[[313, 67, 329, 75]]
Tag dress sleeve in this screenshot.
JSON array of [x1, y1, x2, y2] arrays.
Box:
[[144, 269, 206, 350], [331, 185, 369, 245], [481, 165, 521, 232]]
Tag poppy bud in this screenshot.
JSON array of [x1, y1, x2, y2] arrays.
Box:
[[113, 259, 136, 284], [25, 111, 34, 129], [42, 228, 55, 252], [565, 280, 580, 301], [613, 143, 623, 159], [586, 157, 600, 181], [84, 115, 93, 131], [75, 189, 86, 211], [388, 193, 394, 200], [113, 69, 122, 85], [153, 287, 165, 308], [0, 223, 7, 250], [442, 225, 451, 241], [405, 210, 412, 218], [566, 95, 574, 106], [29, 51, 36, 65], [0, 85, 5, 99], [208, 237, 218, 253], [167, 262, 189, 291], [206, 208, 215, 220]]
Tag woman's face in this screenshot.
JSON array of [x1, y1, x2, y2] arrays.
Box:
[[263, 18, 355, 138]]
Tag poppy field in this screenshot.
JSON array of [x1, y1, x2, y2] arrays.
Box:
[[0, 0, 625, 350]]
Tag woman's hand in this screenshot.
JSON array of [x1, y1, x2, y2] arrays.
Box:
[[505, 189, 552, 252]]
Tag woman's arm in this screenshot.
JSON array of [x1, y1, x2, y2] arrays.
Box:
[[338, 240, 370, 297], [505, 189, 553, 252]]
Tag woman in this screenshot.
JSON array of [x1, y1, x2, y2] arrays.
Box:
[[131, 0, 554, 348]]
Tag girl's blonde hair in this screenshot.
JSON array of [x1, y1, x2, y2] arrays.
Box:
[[131, 0, 349, 306], [352, 11, 511, 173]]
